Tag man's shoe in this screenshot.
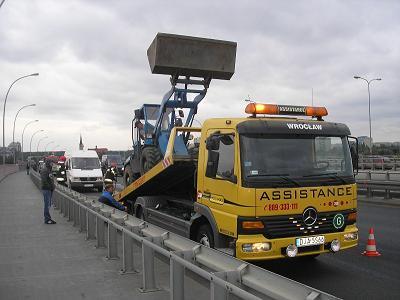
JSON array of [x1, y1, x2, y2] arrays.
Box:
[[45, 220, 56, 224]]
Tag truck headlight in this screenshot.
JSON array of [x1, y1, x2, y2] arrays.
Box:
[[72, 177, 80, 181], [344, 232, 358, 241], [61, 171, 65, 175], [286, 244, 298, 257], [330, 239, 341, 252], [242, 242, 271, 253]]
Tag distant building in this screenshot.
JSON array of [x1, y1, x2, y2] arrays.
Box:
[[79, 134, 84, 150], [8, 142, 21, 152]]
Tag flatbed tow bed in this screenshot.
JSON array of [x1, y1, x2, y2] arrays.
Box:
[[115, 127, 200, 203]]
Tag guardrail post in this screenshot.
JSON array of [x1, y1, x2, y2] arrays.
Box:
[[384, 171, 391, 199], [170, 257, 184, 300], [59, 193, 64, 215], [139, 238, 160, 293], [210, 272, 228, 300], [86, 210, 96, 240], [120, 230, 138, 274], [96, 216, 106, 248], [62, 195, 67, 217], [73, 201, 79, 227], [366, 171, 372, 198], [79, 205, 87, 233], [68, 197, 73, 222], [106, 223, 119, 259]]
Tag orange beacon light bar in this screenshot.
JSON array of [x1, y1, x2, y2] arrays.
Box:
[[245, 103, 328, 118]]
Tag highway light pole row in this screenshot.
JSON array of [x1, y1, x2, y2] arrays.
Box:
[[29, 129, 43, 158], [12, 103, 36, 163], [354, 76, 382, 155], [36, 136, 48, 152], [2, 73, 39, 164], [21, 119, 38, 161]]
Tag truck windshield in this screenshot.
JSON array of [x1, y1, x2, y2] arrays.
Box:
[[240, 134, 354, 187], [72, 158, 100, 170]]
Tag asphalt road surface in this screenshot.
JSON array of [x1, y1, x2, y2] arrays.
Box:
[[258, 201, 400, 299]]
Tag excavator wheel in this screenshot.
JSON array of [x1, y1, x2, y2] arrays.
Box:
[[140, 146, 162, 175], [123, 167, 134, 188]]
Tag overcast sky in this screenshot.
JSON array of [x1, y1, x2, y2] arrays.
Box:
[[0, 0, 399, 154]]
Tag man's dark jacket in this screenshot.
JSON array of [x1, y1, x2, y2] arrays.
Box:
[[40, 166, 55, 191]]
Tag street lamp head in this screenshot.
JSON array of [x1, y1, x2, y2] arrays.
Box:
[[30, 73, 39, 76], [30, 104, 36, 107], [354, 76, 361, 79], [376, 78, 382, 81], [34, 119, 39, 122]]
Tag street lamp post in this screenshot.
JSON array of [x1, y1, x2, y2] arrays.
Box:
[[45, 141, 54, 153], [2, 73, 39, 164], [354, 76, 382, 155], [21, 119, 38, 161], [29, 129, 43, 158], [36, 136, 48, 153], [12, 103, 36, 163]]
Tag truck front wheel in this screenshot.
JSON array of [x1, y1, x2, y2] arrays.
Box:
[[196, 224, 214, 248]]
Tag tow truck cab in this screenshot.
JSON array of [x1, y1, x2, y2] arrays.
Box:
[[193, 103, 358, 260]]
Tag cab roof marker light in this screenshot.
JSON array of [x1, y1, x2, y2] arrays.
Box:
[[245, 103, 328, 118]]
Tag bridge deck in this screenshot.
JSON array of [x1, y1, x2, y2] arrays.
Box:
[[0, 171, 206, 299]]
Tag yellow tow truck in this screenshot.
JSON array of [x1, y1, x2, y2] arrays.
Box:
[[117, 33, 358, 260]]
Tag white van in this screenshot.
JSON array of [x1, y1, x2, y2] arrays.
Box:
[[65, 150, 103, 192]]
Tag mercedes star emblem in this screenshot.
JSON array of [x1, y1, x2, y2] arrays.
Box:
[[303, 207, 318, 226]]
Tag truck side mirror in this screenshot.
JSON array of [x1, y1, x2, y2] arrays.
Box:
[[178, 109, 184, 118], [206, 135, 220, 150], [348, 136, 359, 175], [206, 150, 219, 178]]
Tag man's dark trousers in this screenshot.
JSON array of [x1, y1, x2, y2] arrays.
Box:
[[42, 190, 52, 222]]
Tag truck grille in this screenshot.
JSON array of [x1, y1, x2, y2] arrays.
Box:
[[261, 209, 354, 239]]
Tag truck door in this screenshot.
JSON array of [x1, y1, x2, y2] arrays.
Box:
[[201, 130, 238, 238]]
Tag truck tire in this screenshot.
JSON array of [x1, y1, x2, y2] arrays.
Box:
[[140, 146, 162, 175], [124, 166, 134, 187], [196, 224, 214, 248]]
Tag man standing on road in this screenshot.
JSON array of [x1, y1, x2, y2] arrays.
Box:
[[40, 159, 56, 224], [98, 184, 126, 211]]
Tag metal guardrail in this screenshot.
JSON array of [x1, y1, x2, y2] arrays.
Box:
[[356, 170, 400, 199], [358, 157, 400, 171], [29, 170, 339, 300]]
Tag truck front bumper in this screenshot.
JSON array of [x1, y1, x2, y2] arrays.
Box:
[[235, 225, 358, 261]]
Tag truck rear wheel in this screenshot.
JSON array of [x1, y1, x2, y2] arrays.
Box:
[[196, 224, 214, 248], [140, 146, 162, 175]]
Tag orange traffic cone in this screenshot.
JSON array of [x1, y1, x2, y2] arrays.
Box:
[[362, 227, 381, 256]]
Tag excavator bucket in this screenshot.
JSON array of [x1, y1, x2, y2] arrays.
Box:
[[147, 33, 237, 80]]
